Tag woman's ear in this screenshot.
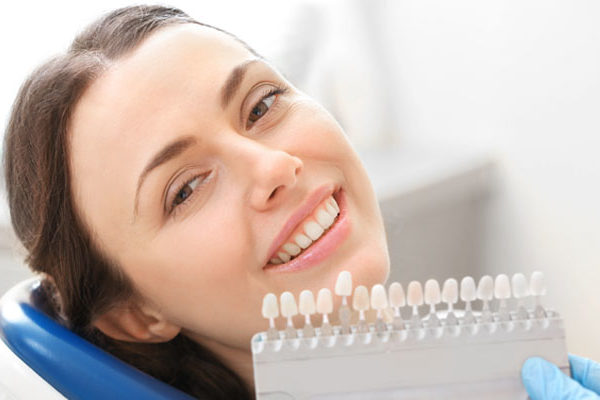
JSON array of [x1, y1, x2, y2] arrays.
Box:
[[92, 300, 181, 343]]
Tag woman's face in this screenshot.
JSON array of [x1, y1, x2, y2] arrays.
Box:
[[69, 24, 389, 352]]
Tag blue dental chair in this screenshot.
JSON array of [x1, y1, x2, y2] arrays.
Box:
[[0, 278, 195, 399]]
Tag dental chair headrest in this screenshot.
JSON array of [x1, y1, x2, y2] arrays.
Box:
[[0, 278, 194, 399]]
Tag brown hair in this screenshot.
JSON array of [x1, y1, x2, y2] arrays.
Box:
[[3, 5, 255, 399]]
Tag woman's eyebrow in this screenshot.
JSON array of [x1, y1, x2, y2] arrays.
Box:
[[133, 135, 197, 220], [220, 58, 262, 109]]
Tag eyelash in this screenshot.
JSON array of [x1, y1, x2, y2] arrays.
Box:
[[167, 84, 288, 216]]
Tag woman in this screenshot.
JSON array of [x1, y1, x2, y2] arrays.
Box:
[[3, 5, 597, 400], [3, 5, 389, 399]]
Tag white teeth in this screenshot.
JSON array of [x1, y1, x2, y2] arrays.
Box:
[[316, 209, 335, 229], [282, 243, 301, 256], [304, 221, 324, 241], [278, 251, 291, 263], [442, 278, 458, 304], [299, 290, 316, 316], [262, 293, 279, 319], [477, 275, 494, 301], [511, 273, 529, 298], [388, 282, 406, 308], [316, 288, 333, 314], [335, 270, 353, 296], [271, 196, 340, 264], [329, 196, 340, 213], [370, 284, 388, 310], [325, 202, 337, 216], [352, 285, 370, 311], [280, 292, 298, 318], [494, 274, 511, 299], [424, 279, 441, 305], [407, 281, 424, 306], [294, 233, 312, 249], [460, 276, 477, 302]]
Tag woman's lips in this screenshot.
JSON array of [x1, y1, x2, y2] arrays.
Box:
[[263, 188, 350, 273]]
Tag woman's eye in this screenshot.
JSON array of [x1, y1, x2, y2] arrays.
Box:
[[246, 85, 287, 128], [172, 176, 201, 208], [248, 94, 276, 125]]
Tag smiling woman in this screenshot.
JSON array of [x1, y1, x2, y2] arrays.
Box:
[[2, 5, 389, 399]]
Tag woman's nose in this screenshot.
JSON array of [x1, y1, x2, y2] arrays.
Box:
[[236, 140, 303, 211]]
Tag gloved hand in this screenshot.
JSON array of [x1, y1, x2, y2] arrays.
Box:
[[522, 354, 600, 399]]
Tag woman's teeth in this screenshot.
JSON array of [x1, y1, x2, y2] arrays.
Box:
[[269, 195, 340, 265]]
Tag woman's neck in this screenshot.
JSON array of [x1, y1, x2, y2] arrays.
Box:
[[187, 332, 255, 391]]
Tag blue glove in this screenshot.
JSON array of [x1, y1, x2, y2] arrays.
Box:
[[522, 354, 600, 399]]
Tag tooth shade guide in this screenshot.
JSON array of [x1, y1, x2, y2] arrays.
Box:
[[252, 272, 568, 400]]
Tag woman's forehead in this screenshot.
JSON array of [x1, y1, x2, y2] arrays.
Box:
[[70, 23, 255, 152]]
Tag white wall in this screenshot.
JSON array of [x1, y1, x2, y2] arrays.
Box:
[[377, 0, 600, 359]]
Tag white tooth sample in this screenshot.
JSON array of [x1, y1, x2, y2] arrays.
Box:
[[494, 274, 511, 299], [299, 290, 316, 337], [388, 282, 406, 330], [335, 270, 353, 333], [277, 251, 291, 263], [477, 275, 494, 301], [262, 293, 280, 339], [407, 281, 424, 306], [352, 286, 370, 311], [511, 273, 529, 298], [512, 273, 530, 320], [280, 292, 298, 318], [335, 271, 353, 297], [299, 290, 316, 316], [270, 258, 282, 265], [530, 271, 546, 296], [424, 279, 441, 306], [460, 276, 477, 324], [530, 271, 547, 319], [316, 209, 335, 228], [304, 221, 324, 240], [371, 284, 389, 332], [494, 274, 512, 322], [317, 288, 333, 314], [262, 293, 279, 320], [317, 288, 333, 333], [442, 278, 459, 325], [371, 284, 388, 310], [424, 279, 441, 327], [407, 281, 423, 327], [325, 202, 338, 216], [460, 276, 477, 302], [388, 282, 406, 308], [329, 196, 340, 212], [282, 243, 301, 256], [512, 273, 529, 298], [442, 278, 458, 305], [477, 275, 494, 322], [280, 291, 298, 338], [294, 234, 312, 249]]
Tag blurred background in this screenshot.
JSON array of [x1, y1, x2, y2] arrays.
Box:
[[1, 0, 599, 360]]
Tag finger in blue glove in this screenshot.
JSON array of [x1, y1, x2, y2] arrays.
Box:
[[569, 354, 600, 395], [521, 356, 599, 400]]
